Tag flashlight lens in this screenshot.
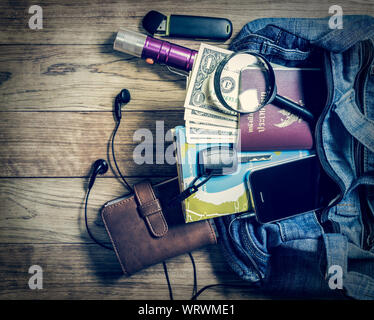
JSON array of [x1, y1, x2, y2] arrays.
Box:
[[114, 28, 147, 58]]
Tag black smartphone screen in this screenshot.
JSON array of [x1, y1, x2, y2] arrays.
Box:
[[248, 155, 338, 224]]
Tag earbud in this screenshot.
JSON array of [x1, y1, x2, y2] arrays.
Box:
[[114, 89, 131, 122], [88, 159, 108, 190]]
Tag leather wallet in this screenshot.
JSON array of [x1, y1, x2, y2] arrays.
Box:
[[101, 177, 217, 275]]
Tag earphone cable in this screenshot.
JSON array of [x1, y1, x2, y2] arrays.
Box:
[[111, 121, 134, 193], [190, 216, 263, 300], [110, 121, 263, 299], [84, 188, 114, 251], [85, 185, 176, 301], [162, 262, 174, 300], [112, 119, 176, 299], [191, 283, 260, 300], [162, 253, 197, 300], [188, 252, 198, 297], [86, 89, 266, 300]]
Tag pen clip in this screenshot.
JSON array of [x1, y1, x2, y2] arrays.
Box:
[[166, 65, 189, 78]]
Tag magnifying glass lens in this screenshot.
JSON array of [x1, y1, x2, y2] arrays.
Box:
[[214, 52, 272, 113]]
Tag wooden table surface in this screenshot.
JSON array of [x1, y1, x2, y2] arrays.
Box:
[[0, 0, 373, 300]]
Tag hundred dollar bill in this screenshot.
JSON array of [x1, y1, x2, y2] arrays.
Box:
[[184, 43, 239, 120]]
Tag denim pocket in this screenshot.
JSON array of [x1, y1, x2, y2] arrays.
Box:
[[242, 222, 272, 263], [276, 211, 324, 242], [334, 196, 361, 217], [327, 192, 363, 247], [232, 35, 312, 64], [230, 25, 318, 67], [261, 41, 312, 61]]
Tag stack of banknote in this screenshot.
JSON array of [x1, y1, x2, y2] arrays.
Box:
[[184, 43, 239, 144]]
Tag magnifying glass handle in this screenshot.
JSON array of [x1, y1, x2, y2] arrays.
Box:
[[273, 94, 315, 123]]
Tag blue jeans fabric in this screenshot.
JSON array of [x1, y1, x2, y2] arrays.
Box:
[[216, 15, 374, 299]]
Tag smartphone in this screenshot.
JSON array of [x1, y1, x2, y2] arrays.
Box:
[[247, 155, 339, 224]]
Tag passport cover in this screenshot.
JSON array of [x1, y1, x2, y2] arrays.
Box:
[[239, 68, 326, 151]]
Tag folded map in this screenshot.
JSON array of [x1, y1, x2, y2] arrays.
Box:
[[173, 126, 312, 223]]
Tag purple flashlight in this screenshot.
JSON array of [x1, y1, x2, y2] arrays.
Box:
[[113, 28, 198, 72]]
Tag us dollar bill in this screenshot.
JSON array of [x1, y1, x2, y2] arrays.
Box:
[[186, 135, 238, 144], [185, 120, 238, 133], [184, 108, 238, 128], [186, 125, 238, 138], [184, 43, 239, 119]]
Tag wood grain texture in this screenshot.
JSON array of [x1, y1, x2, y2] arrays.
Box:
[[0, 244, 269, 300], [1, 0, 373, 45], [1, 0, 372, 301], [0, 178, 159, 243], [0, 178, 273, 300], [0, 178, 332, 300], [0, 177, 266, 300], [0, 111, 182, 177], [1, 0, 373, 112], [0, 45, 188, 111]]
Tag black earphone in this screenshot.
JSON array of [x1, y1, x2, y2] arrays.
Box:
[[84, 88, 182, 299], [88, 88, 131, 192], [84, 89, 132, 251], [88, 159, 108, 190], [85, 158, 112, 250], [114, 89, 131, 122], [112, 88, 133, 192], [87, 88, 131, 193]]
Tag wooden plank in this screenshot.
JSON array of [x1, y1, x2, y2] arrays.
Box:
[[0, 177, 269, 300], [0, 0, 372, 45], [0, 45, 188, 111], [0, 244, 268, 300], [0, 178, 168, 243], [0, 177, 263, 300], [1, 3, 373, 113], [0, 177, 264, 299], [0, 111, 182, 177]]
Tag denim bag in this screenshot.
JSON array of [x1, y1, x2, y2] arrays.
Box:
[[216, 15, 374, 299]]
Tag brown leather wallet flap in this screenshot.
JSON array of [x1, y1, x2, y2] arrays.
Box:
[[101, 177, 217, 275], [134, 181, 168, 238]]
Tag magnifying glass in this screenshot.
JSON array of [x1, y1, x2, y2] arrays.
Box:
[[212, 51, 315, 123]]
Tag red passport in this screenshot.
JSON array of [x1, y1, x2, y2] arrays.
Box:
[[239, 68, 326, 151]]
